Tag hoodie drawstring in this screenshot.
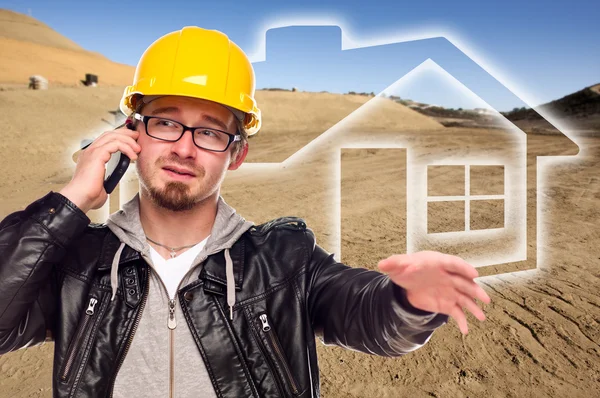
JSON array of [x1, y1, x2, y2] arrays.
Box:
[[111, 242, 126, 301], [225, 248, 235, 320], [109, 243, 236, 319]]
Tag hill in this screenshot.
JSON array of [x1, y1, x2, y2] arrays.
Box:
[[0, 9, 134, 86], [501, 83, 600, 132], [394, 83, 600, 134], [0, 9, 83, 51]]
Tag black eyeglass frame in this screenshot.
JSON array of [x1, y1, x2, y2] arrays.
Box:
[[132, 112, 241, 152]]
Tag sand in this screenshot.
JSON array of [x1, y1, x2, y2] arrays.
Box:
[[0, 86, 598, 398], [0, 9, 599, 398]]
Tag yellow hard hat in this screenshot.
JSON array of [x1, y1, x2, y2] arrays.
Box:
[[120, 26, 261, 135]]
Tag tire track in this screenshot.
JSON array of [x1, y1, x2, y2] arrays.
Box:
[[554, 327, 585, 351], [511, 341, 579, 389], [557, 348, 579, 369], [548, 305, 600, 347], [480, 281, 547, 319], [539, 268, 599, 291], [587, 300, 600, 311], [503, 310, 547, 350], [531, 285, 574, 306]]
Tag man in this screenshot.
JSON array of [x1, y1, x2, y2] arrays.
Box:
[[0, 26, 490, 397]]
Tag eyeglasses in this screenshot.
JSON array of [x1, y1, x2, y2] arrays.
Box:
[[133, 113, 240, 152]]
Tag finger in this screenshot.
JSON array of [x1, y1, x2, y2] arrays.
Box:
[[119, 136, 142, 153], [458, 294, 486, 322], [449, 305, 469, 335], [450, 276, 491, 304], [88, 129, 140, 148], [441, 254, 479, 280], [93, 140, 139, 162], [97, 135, 141, 156], [115, 125, 141, 137]]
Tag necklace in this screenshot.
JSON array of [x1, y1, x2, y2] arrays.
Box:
[[146, 236, 202, 259]]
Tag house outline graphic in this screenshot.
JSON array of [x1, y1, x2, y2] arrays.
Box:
[[249, 25, 580, 277], [96, 24, 579, 278]]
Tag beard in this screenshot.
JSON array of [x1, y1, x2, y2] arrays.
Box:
[[137, 155, 210, 212], [147, 181, 198, 211]]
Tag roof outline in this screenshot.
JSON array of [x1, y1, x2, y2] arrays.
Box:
[[246, 22, 582, 157]]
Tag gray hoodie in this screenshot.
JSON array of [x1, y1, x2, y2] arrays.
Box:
[[105, 193, 254, 398]]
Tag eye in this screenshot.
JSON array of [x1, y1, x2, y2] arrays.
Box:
[[157, 119, 177, 128], [198, 129, 218, 137]]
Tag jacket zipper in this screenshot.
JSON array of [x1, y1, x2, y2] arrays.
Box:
[[108, 271, 149, 398], [140, 261, 195, 398], [168, 298, 177, 398], [107, 250, 216, 397], [259, 314, 300, 396], [59, 297, 99, 382], [163, 253, 217, 398]]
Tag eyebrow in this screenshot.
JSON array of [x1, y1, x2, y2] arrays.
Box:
[[150, 107, 230, 131], [201, 115, 229, 131], [150, 106, 179, 116]]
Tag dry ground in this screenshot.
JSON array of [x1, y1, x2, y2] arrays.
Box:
[[0, 86, 598, 398]]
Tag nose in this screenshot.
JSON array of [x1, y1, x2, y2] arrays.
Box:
[[170, 130, 197, 159]]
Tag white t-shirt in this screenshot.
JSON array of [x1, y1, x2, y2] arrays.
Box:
[[149, 236, 209, 299]]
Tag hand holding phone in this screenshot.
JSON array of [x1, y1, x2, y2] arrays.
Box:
[[60, 122, 140, 213], [102, 123, 133, 194]]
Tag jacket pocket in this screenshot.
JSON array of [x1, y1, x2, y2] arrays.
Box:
[[254, 313, 300, 396], [59, 295, 101, 383]]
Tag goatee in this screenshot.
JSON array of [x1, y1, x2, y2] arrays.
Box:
[[147, 181, 198, 211]]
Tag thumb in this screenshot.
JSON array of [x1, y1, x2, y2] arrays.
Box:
[[378, 254, 410, 274]]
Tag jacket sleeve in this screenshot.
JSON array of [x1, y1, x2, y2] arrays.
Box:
[[305, 228, 449, 357], [0, 192, 90, 354]]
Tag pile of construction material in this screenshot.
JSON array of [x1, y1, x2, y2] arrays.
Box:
[[28, 75, 48, 90], [81, 73, 98, 87]]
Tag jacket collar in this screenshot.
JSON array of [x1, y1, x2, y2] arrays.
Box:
[[101, 231, 247, 291], [199, 237, 246, 291]]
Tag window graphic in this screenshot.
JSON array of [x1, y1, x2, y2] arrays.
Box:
[[427, 165, 505, 233]]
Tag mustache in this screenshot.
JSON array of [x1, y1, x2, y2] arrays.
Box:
[[156, 156, 204, 174]]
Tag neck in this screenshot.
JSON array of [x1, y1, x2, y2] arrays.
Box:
[[139, 189, 217, 250]]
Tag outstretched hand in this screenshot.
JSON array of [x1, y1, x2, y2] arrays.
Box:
[[378, 251, 491, 335]]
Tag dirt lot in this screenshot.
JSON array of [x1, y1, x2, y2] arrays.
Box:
[[0, 86, 598, 398]]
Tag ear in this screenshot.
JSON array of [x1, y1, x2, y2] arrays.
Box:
[[228, 142, 248, 170]]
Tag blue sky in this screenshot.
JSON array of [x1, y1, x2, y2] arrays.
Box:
[[1, 0, 598, 111]]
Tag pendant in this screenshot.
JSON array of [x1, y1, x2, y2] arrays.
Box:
[[170, 250, 176, 259]]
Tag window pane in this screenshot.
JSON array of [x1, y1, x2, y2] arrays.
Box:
[[427, 165, 465, 196], [341, 148, 407, 267], [428, 200, 465, 233], [470, 165, 504, 196], [470, 199, 504, 230]]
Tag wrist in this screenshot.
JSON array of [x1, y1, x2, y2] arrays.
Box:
[[391, 283, 436, 316], [59, 185, 92, 214]]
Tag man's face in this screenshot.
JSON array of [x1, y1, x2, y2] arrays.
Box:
[[134, 95, 245, 211]]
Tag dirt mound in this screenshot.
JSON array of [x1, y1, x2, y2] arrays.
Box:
[[249, 90, 443, 162], [403, 83, 600, 134], [0, 37, 135, 86], [505, 84, 600, 121], [0, 9, 83, 51], [0, 9, 134, 86], [501, 84, 600, 133]]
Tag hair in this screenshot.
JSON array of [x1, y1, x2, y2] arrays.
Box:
[[230, 118, 248, 162], [129, 95, 249, 162]]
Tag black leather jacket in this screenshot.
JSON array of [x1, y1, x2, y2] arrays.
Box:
[[0, 192, 448, 397]]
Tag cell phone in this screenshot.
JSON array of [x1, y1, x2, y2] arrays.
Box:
[[79, 123, 133, 194], [103, 123, 133, 194]]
